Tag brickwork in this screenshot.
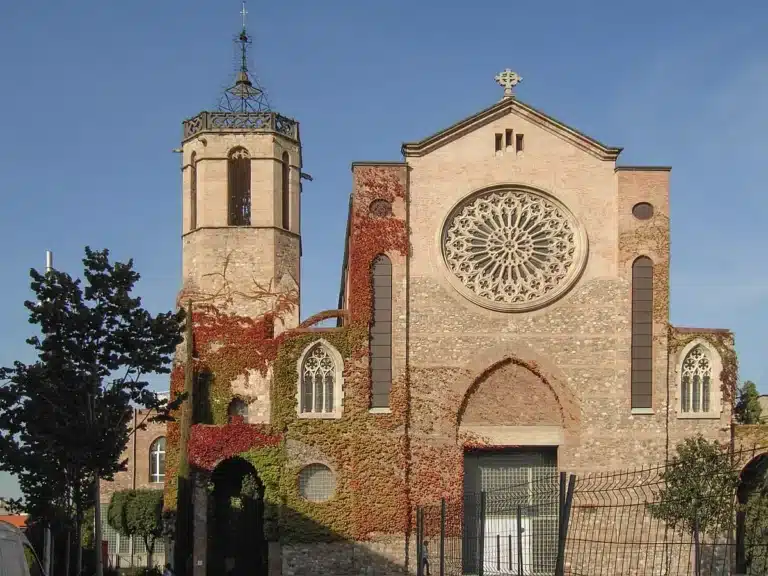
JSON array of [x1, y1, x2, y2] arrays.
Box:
[[169, 93, 734, 576], [100, 408, 167, 503]]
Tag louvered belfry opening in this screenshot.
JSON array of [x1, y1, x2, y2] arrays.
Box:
[[281, 152, 290, 230], [228, 147, 251, 226], [631, 256, 654, 409]]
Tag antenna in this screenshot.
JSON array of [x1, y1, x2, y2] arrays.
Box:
[[217, 1, 271, 113], [45, 250, 53, 273]]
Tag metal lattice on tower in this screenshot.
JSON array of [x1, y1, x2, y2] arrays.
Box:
[[218, 2, 271, 113]]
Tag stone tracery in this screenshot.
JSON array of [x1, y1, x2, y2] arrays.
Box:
[[442, 187, 584, 311]]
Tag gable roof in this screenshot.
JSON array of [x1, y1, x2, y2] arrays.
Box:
[[401, 97, 622, 161]]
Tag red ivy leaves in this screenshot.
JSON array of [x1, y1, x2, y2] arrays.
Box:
[[348, 166, 409, 325], [188, 423, 281, 471]]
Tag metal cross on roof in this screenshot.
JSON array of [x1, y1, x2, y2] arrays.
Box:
[[495, 69, 522, 99]]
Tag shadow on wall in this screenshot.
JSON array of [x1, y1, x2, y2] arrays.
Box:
[[169, 464, 414, 576]]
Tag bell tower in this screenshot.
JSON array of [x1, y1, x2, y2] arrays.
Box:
[[179, 6, 301, 328]]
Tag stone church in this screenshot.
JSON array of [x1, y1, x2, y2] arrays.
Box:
[[165, 22, 736, 576]]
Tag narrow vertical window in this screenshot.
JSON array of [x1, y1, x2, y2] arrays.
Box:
[[149, 437, 166, 483], [494, 133, 503, 153], [516, 133, 525, 152], [370, 255, 392, 409], [281, 152, 290, 230], [631, 256, 653, 410], [505, 129, 513, 148], [228, 147, 251, 226], [190, 152, 197, 231]]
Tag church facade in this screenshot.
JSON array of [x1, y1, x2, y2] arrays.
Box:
[[165, 59, 737, 575]]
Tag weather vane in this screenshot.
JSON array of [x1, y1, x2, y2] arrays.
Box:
[[217, 1, 271, 113]]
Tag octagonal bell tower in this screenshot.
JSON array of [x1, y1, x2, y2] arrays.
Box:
[[179, 15, 301, 329]]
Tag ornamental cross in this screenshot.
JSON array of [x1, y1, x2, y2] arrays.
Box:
[[495, 69, 522, 98], [240, 2, 248, 30]]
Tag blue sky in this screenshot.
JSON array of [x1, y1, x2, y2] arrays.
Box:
[[0, 1, 765, 498]]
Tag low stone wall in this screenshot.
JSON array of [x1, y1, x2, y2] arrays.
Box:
[[281, 537, 414, 576]]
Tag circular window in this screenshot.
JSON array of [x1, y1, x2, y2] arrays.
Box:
[[441, 186, 587, 312], [369, 199, 393, 218], [632, 202, 654, 220], [298, 464, 336, 502]]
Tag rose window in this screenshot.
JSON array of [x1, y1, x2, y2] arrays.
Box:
[[441, 187, 586, 311]]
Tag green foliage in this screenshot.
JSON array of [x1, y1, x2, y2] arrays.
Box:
[[735, 381, 764, 424], [0, 247, 184, 531], [744, 491, 768, 575], [648, 435, 739, 535], [108, 489, 164, 567]]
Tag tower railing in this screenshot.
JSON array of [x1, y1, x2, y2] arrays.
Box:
[[183, 111, 299, 141]]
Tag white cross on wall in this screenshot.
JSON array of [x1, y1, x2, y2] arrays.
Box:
[[495, 69, 522, 98]]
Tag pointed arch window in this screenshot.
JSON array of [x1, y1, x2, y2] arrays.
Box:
[[370, 255, 392, 409], [631, 256, 653, 410], [281, 152, 290, 230], [149, 437, 166, 483], [681, 345, 712, 413], [298, 341, 344, 418], [190, 152, 198, 231], [228, 147, 251, 226]]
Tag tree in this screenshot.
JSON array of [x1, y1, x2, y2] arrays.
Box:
[[735, 381, 764, 424], [648, 435, 740, 576], [0, 247, 184, 576], [108, 490, 164, 568]]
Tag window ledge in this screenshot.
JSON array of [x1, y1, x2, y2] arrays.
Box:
[[297, 411, 343, 420], [369, 407, 392, 414], [677, 412, 720, 420], [631, 408, 654, 415]]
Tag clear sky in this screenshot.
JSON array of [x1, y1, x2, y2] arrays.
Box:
[[0, 1, 765, 499]]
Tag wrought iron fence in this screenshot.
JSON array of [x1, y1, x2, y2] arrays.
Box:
[[416, 446, 768, 576]]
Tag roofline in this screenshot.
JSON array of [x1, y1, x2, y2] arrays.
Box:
[[401, 97, 622, 161], [671, 326, 733, 335], [615, 166, 672, 172], [351, 161, 407, 169], [336, 194, 354, 317]]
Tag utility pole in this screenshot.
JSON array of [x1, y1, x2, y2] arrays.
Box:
[[43, 250, 54, 576]]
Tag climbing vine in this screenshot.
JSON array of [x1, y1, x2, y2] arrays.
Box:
[[668, 326, 738, 405]]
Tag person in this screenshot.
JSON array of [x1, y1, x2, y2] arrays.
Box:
[[163, 563, 174, 576], [422, 540, 430, 576]]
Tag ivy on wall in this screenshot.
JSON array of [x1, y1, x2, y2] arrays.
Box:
[[668, 326, 739, 406], [163, 165, 416, 545]]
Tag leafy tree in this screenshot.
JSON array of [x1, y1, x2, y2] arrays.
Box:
[[108, 490, 164, 568], [735, 381, 764, 424], [0, 247, 184, 576], [648, 435, 740, 576]]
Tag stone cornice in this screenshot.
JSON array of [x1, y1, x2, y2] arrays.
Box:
[[401, 98, 623, 161]]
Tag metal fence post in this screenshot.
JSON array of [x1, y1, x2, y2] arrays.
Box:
[[439, 498, 445, 576], [479, 492, 486, 576], [516, 505, 523, 576], [555, 474, 576, 576]]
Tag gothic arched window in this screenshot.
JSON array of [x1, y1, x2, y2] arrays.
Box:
[[228, 147, 251, 226], [281, 152, 290, 230], [631, 256, 653, 410], [227, 398, 248, 423], [370, 254, 392, 409], [190, 152, 198, 231], [149, 437, 166, 483], [681, 345, 712, 413], [299, 342, 343, 417]]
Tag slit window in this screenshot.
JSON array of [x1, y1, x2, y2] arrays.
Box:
[[190, 152, 197, 231], [494, 133, 503, 153], [505, 129, 513, 148], [370, 255, 392, 409], [631, 256, 653, 410], [516, 133, 525, 153]]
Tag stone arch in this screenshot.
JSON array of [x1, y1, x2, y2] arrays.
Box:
[[455, 344, 580, 450], [674, 337, 724, 416], [209, 456, 266, 576], [736, 451, 768, 574]]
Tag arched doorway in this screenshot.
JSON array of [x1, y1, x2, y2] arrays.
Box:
[[208, 457, 267, 576], [737, 453, 768, 575]]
